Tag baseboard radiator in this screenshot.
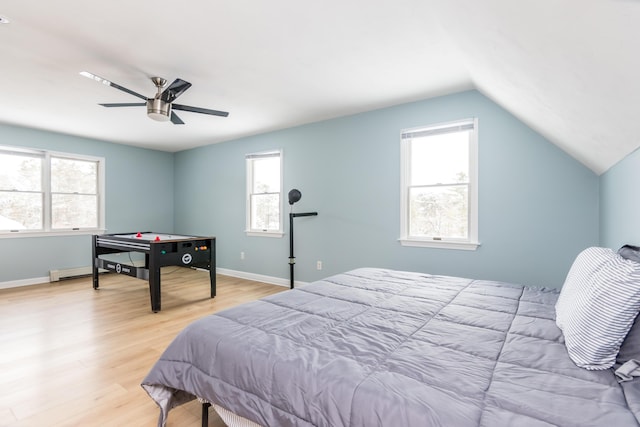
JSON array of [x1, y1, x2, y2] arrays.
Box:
[[49, 266, 94, 282]]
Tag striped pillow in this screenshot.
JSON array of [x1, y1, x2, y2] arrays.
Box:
[[555, 247, 614, 330], [556, 247, 640, 370]]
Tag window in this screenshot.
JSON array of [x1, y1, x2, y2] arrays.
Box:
[[400, 119, 479, 250], [246, 150, 283, 237], [0, 146, 105, 236]]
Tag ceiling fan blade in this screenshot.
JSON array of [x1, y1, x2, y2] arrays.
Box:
[[172, 103, 229, 117], [170, 111, 185, 125], [161, 79, 192, 103], [99, 103, 146, 107], [80, 71, 148, 101], [109, 82, 149, 101]]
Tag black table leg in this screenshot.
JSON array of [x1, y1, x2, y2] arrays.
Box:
[[149, 266, 161, 312], [210, 239, 216, 298], [92, 235, 99, 290]]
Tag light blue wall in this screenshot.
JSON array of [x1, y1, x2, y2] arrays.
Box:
[[175, 90, 599, 288], [1, 90, 601, 287], [600, 147, 640, 249], [0, 123, 174, 282]]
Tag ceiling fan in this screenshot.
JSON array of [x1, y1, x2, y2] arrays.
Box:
[[80, 71, 229, 124]]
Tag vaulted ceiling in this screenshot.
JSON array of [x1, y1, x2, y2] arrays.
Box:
[[1, 1, 638, 175]]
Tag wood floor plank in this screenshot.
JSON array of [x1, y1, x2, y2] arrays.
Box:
[[0, 269, 286, 426]]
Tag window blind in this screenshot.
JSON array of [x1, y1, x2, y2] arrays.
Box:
[[401, 121, 474, 140], [245, 151, 280, 160]]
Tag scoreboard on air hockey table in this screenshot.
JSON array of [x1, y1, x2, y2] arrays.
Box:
[[92, 232, 216, 312]]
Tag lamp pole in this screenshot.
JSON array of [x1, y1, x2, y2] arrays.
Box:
[[289, 211, 318, 289], [287, 188, 318, 289]]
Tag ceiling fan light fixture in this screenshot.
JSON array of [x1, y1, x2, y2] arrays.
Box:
[[146, 98, 171, 122], [0, 15, 10, 24], [79, 71, 111, 86]]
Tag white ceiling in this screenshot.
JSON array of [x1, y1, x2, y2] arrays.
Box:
[[0, 0, 638, 175]]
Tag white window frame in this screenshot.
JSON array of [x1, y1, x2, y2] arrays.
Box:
[[399, 118, 479, 250], [0, 145, 106, 238], [245, 150, 284, 238]]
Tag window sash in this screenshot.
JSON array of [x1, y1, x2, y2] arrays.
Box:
[[51, 156, 99, 194], [51, 194, 99, 229], [0, 150, 43, 192], [250, 157, 280, 194], [249, 192, 280, 231], [0, 190, 44, 231], [407, 184, 469, 239]]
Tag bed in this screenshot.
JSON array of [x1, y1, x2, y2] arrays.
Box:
[[142, 246, 640, 427]]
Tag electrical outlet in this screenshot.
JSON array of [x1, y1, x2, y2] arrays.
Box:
[[316, 261, 322, 270], [240, 251, 245, 260]]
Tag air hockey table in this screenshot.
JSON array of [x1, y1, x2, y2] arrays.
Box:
[[92, 232, 215, 312]]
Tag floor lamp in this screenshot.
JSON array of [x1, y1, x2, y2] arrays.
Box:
[[288, 189, 318, 289]]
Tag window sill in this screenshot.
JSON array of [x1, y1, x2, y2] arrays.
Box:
[[245, 230, 284, 238], [0, 229, 106, 239], [399, 238, 480, 251]]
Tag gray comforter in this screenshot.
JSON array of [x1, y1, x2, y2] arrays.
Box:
[[142, 268, 639, 426]]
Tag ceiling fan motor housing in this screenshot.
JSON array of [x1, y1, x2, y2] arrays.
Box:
[[147, 98, 171, 121]]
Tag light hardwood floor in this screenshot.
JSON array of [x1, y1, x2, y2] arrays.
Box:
[[0, 269, 286, 427]]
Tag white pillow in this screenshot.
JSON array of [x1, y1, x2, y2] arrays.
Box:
[[556, 247, 640, 370]]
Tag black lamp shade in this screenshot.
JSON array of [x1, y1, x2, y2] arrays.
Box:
[[288, 189, 302, 205]]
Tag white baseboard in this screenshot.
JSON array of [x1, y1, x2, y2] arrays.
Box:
[[0, 267, 306, 291], [0, 276, 50, 290], [1, 265, 103, 289], [216, 268, 307, 288]]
